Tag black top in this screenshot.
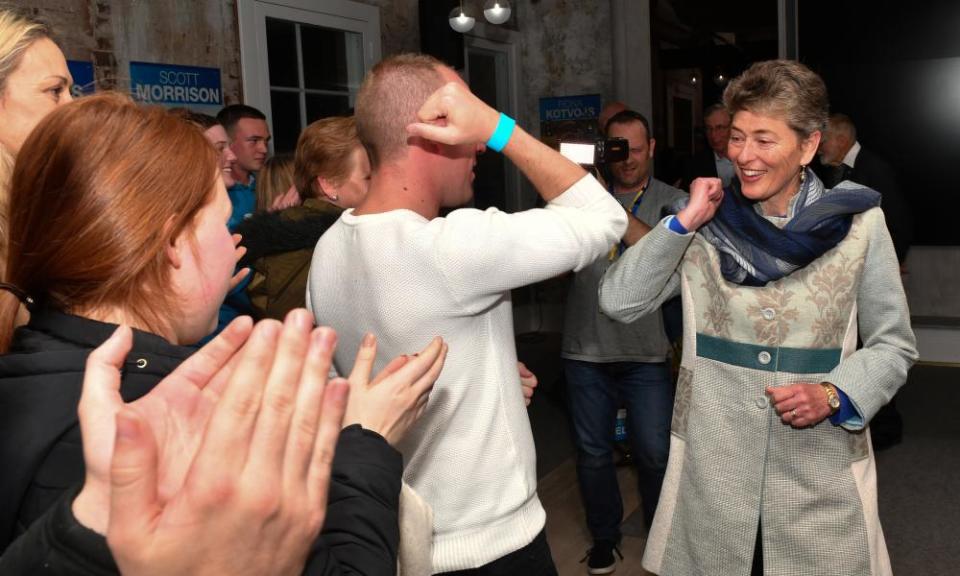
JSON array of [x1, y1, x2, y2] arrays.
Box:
[[0, 309, 403, 575], [0, 309, 192, 550], [815, 147, 913, 262]]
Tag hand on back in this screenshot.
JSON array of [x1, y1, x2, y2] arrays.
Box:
[[343, 333, 447, 446]]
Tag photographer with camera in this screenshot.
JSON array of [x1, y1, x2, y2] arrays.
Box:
[[560, 110, 686, 574]]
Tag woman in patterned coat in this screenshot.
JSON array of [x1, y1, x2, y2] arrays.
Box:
[[599, 60, 917, 576]]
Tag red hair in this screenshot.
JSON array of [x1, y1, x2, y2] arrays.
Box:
[[0, 93, 218, 351]]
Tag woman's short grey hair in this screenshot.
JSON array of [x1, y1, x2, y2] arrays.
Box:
[[722, 59, 829, 140]]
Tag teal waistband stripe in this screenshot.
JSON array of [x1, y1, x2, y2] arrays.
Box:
[[696, 332, 841, 374]]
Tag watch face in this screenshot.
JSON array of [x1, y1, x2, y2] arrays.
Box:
[[829, 397, 841, 409]]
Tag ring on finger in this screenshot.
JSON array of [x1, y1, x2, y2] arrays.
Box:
[[791, 408, 798, 418]]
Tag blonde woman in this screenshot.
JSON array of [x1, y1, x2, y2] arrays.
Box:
[[0, 8, 72, 270], [257, 153, 297, 212]]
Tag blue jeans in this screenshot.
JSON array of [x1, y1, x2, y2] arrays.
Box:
[[564, 359, 674, 542]]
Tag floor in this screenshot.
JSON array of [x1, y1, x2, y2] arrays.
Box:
[[520, 333, 960, 576], [540, 460, 653, 576]]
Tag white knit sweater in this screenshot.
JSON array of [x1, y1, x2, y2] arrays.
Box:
[[307, 174, 626, 572]]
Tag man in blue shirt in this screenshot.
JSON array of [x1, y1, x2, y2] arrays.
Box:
[[212, 104, 270, 334], [216, 104, 271, 229]]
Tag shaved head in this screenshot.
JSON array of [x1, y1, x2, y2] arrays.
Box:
[[355, 53, 446, 169]]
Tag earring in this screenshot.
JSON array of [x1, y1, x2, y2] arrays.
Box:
[[330, 193, 339, 202], [799, 164, 807, 183]]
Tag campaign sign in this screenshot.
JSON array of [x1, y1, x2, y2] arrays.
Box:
[[67, 60, 95, 97], [539, 94, 601, 123], [539, 93, 602, 149], [130, 61, 222, 112]]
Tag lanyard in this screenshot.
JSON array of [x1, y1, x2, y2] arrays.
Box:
[[608, 180, 649, 260], [627, 182, 648, 218]]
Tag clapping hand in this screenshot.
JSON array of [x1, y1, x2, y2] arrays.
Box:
[[343, 333, 448, 446], [72, 316, 255, 535], [229, 233, 250, 290], [76, 310, 350, 576]]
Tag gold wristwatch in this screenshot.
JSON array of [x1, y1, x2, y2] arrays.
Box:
[[821, 382, 840, 416]]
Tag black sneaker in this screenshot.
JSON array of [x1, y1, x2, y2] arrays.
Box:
[[580, 539, 623, 574]]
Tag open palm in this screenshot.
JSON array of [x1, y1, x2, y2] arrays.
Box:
[[73, 317, 254, 533]]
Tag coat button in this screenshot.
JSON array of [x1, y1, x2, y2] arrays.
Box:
[[762, 307, 775, 320], [755, 396, 768, 408], [757, 351, 772, 365]]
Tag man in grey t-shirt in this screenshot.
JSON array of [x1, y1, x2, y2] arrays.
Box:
[[561, 110, 685, 574]]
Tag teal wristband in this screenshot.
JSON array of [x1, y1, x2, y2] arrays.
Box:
[[486, 113, 516, 152]]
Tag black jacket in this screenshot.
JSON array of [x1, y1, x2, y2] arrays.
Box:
[[236, 200, 340, 320], [815, 147, 913, 262], [0, 310, 191, 550], [846, 147, 913, 263], [0, 310, 401, 575]]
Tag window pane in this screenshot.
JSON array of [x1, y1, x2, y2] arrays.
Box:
[[468, 52, 499, 108], [266, 18, 299, 88], [270, 90, 301, 154], [305, 93, 352, 123], [301, 24, 364, 92]]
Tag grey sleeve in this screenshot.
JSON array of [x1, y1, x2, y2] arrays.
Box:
[[598, 218, 694, 323], [826, 210, 918, 429]]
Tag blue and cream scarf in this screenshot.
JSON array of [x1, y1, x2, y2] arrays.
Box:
[[678, 169, 881, 286]]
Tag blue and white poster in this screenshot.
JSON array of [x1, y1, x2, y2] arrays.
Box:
[[67, 60, 95, 97], [538, 94, 602, 149], [129, 61, 222, 114]]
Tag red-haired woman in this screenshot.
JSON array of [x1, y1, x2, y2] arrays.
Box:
[[0, 93, 444, 575]]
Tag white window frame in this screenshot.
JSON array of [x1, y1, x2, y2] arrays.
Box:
[[237, 0, 381, 149]]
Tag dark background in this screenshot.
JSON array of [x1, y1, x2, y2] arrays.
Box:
[[799, 0, 960, 245]]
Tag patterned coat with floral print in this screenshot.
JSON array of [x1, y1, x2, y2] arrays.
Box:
[[599, 207, 917, 576]]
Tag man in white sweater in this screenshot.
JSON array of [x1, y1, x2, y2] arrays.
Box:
[[307, 53, 626, 574]]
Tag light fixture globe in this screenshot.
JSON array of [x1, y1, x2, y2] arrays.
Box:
[[483, 0, 511, 25], [449, 6, 476, 33]]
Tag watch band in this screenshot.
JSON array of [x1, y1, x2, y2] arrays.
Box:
[[820, 382, 840, 415]]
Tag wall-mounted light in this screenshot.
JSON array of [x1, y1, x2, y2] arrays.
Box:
[[483, 0, 511, 24], [449, 3, 476, 33]]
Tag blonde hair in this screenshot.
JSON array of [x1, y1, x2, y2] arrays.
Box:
[[0, 7, 54, 274], [257, 154, 295, 211], [0, 93, 219, 352]]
